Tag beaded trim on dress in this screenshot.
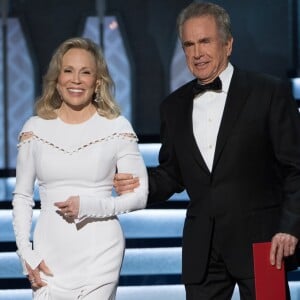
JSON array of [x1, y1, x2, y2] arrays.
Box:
[[17, 132, 138, 155]]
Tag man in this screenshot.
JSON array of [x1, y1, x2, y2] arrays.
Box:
[[115, 2, 300, 299]]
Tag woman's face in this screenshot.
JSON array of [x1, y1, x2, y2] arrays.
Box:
[[56, 48, 98, 110]]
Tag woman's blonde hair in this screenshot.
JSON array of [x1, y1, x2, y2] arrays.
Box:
[[35, 37, 120, 119]]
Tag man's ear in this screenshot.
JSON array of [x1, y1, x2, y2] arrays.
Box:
[[226, 37, 233, 57]]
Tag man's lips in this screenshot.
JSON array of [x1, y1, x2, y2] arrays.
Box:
[[194, 61, 208, 67]]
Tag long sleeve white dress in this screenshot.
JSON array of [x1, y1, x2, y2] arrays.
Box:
[[12, 113, 148, 300]]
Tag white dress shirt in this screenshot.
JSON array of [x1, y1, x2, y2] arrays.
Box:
[[192, 63, 234, 171]]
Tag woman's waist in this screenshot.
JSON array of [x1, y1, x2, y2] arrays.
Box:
[[38, 187, 111, 210]]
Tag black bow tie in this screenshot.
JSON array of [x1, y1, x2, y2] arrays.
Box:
[[192, 77, 222, 96]]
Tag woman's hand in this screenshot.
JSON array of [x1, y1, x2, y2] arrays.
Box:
[[54, 196, 80, 219], [26, 260, 53, 290]]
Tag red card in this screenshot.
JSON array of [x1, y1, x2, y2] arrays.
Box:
[[253, 242, 286, 300]]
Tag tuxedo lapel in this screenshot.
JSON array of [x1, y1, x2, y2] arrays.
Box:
[[212, 69, 250, 171]]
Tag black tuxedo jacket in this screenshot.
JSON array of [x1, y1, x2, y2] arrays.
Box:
[[148, 67, 300, 283]]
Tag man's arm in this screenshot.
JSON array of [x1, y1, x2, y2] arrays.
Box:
[[114, 165, 184, 206], [114, 98, 185, 204], [269, 79, 300, 267]]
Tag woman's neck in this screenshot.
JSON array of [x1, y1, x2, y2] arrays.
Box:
[[57, 103, 97, 124]]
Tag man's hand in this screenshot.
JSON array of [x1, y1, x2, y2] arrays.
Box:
[[114, 173, 140, 195], [270, 233, 298, 269]]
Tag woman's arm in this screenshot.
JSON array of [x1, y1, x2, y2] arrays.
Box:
[[12, 130, 43, 274]]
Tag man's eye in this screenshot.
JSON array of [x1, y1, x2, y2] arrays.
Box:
[[183, 42, 193, 48]]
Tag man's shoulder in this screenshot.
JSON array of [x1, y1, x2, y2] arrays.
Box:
[[163, 79, 196, 105], [171, 79, 197, 96], [234, 67, 285, 87]]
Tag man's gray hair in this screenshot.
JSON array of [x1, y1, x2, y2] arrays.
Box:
[[177, 2, 232, 43]]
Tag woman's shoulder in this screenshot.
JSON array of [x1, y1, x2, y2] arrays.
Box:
[[93, 114, 137, 142], [21, 116, 40, 132], [18, 116, 51, 143], [94, 114, 134, 132], [21, 116, 54, 132], [114, 115, 135, 133]]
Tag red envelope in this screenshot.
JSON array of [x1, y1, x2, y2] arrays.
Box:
[[253, 242, 286, 300]]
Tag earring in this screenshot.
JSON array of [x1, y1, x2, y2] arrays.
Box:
[[93, 83, 103, 103]]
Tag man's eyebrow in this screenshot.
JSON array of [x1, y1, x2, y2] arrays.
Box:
[[183, 37, 212, 46]]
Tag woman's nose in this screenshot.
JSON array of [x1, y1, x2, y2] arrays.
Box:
[[72, 72, 81, 83]]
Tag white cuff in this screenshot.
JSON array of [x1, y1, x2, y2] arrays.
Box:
[[17, 248, 43, 275]]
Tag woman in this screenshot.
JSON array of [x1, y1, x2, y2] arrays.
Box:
[[12, 37, 148, 299]]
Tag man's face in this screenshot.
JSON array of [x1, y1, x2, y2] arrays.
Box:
[[181, 15, 233, 84]]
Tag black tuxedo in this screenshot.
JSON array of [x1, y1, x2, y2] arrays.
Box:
[[148, 67, 300, 283]]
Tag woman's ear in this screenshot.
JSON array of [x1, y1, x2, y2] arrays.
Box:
[[56, 84, 63, 100], [56, 83, 60, 94]]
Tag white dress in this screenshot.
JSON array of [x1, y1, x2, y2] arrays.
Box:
[[12, 113, 148, 299]]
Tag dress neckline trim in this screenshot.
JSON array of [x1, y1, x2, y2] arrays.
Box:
[[17, 132, 138, 155], [56, 111, 98, 126]]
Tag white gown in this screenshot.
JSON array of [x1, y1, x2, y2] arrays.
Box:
[[12, 113, 148, 299]]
